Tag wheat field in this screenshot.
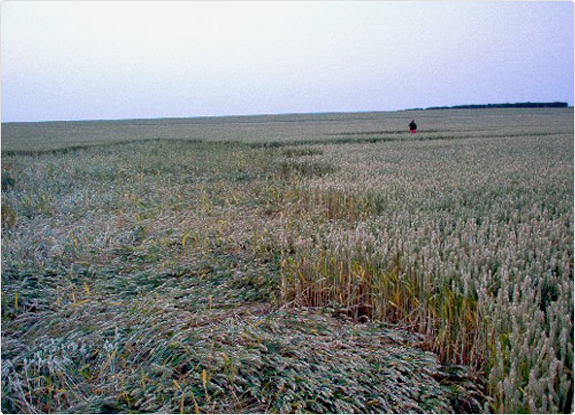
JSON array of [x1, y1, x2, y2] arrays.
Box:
[[1, 108, 573, 413]]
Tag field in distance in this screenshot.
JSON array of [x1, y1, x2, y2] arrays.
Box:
[[1, 108, 573, 413], [2, 107, 573, 151]]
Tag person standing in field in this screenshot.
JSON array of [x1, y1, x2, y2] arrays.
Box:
[[409, 120, 417, 133]]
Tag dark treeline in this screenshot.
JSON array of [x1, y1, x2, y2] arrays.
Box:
[[422, 102, 569, 110]]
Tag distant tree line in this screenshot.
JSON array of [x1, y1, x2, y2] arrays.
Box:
[[422, 102, 569, 110]]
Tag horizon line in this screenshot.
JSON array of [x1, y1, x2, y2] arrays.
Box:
[[2, 101, 572, 124]]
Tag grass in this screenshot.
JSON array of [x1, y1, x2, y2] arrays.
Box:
[[2, 108, 573, 413]]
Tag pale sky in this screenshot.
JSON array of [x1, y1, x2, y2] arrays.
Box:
[[1, 1, 573, 122]]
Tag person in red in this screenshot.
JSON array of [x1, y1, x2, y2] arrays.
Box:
[[409, 120, 417, 133]]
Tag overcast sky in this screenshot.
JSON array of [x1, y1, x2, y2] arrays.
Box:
[[1, 1, 573, 122]]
